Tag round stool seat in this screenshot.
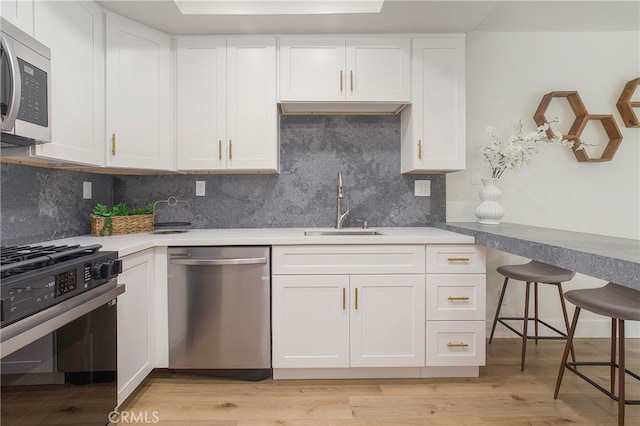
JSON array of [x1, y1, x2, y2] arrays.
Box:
[[497, 260, 575, 283], [564, 283, 640, 321]]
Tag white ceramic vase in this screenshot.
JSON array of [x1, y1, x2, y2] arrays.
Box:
[[474, 178, 505, 224]]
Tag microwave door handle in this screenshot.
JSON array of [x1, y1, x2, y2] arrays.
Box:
[[0, 35, 21, 132]]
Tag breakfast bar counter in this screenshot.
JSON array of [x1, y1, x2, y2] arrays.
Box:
[[437, 222, 640, 290]]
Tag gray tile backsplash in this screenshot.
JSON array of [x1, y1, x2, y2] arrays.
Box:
[[1, 115, 445, 245], [0, 163, 113, 246]]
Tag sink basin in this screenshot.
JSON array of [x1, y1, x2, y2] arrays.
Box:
[[304, 228, 383, 236]]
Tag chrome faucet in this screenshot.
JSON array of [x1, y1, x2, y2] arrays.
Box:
[[336, 171, 350, 229]]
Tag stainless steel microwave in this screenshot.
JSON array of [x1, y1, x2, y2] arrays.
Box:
[[1, 17, 51, 148]]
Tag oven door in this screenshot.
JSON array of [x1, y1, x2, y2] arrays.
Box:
[[1, 282, 124, 426]]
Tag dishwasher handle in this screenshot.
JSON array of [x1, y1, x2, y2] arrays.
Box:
[[169, 256, 268, 266]]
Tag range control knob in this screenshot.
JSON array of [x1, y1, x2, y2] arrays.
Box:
[[92, 262, 111, 280], [111, 259, 123, 275]]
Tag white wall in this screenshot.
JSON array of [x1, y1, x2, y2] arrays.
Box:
[[449, 31, 640, 337]]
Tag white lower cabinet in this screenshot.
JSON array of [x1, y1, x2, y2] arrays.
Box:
[[117, 249, 155, 406], [272, 275, 350, 368], [272, 273, 425, 369], [350, 274, 425, 367], [272, 245, 426, 376], [425, 245, 487, 371]]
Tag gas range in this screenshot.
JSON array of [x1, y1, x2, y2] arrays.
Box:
[[0, 244, 122, 328]]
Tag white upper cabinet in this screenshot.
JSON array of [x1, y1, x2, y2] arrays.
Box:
[[401, 37, 465, 173], [176, 38, 227, 170], [31, 0, 105, 166], [279, 37, 410, 111], [345, 38, 411, 102], [105, 13, 173, 170], [1, 0, 34, 35], [176, 37, 278, 172]]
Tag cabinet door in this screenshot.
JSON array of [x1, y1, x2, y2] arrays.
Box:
[[226, 37, 278, 171], [117, 249, 155, 406], [32, 0, 105, 166], [346, 38, 410, 102], [350, 275, 425, 367], [278, 37, 345, 101], [1, 0, 34, 35], [272, 275, 350, 368], [176, 37, 227, 170], [401, 37, 465, 172], [105, 13, 172, 170]]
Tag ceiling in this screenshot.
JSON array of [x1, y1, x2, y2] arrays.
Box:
[[95, 0, 640, 35]]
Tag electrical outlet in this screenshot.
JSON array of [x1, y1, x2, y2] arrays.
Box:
[[83, 182, 92, 199], [196, 181, 206, 197], [414, 180, 431, 197]]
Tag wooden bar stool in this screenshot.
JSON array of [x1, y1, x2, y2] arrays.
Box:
[[489, 260, 576, 371], [554, 283, 640, 426]]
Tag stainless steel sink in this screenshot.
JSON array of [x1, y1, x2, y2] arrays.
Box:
[[304, 228, 383, 236]]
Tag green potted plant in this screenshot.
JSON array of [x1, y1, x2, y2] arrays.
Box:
[[91, 202, 154, 236]]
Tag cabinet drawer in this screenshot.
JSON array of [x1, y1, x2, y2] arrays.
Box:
[[426, 245, 485, 274], [426, 274, 485, 321], [425, 321, 485, 367], [273, 245, 425, 275]]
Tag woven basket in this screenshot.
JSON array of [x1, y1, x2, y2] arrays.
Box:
[[90, 214, 154, 236]]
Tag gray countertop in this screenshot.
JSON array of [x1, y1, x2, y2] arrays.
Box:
[[435, 222, 640, 290]]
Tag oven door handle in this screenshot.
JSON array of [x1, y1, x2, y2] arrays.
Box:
[[0, 35, 22, 132], [0, 283, 125, 358]]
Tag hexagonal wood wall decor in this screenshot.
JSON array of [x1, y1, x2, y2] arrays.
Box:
[[533, 91, 588, 139], [567, 114, 623, 162], [534, 91, 624, 162], [616, 77, 640, 127]]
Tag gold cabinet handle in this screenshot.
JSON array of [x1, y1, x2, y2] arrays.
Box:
[[417, 140, 422, 159], [350, 70, 353, 92], [228, 139, 232, 160], [447, 257, 470, 262], [340, 70, 343, 92], [218, 140, 222, 160], [111, 133, 116, 155], [354, 288, 358, 310], [342, 288, 346, 310], [447, 342, 469, 348], [447, 296, 470, 301]]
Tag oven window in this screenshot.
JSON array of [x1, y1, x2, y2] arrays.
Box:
[[1, 301, 117, 426]]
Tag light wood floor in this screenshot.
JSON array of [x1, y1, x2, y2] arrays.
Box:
[[120, 338, 639, 425]]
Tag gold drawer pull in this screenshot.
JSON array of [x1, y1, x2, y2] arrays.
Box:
[[340, 70, 343, 92], [417, 139, 422, 159], [218, 139, 222, 160], [447, 296, 470, 301], [447, 342, 469, 348], [447, 257, 470, 262], [229, 139, 232, 160], [111, 133, 116, 155], [350, 70, 353, 92]]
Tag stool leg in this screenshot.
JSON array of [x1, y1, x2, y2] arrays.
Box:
[[557, 283, 576, 363], [611, 318, 617, 397], [618, 319, 625, 426], [534, 282, 539, 344], [554, 307, 581, 399], [489, 277, 509, 344], [521, 281, 531, 371]]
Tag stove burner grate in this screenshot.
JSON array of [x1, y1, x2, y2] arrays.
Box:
[[0, 244, 102, 279]]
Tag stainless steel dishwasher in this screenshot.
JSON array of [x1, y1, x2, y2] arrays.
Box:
[[167, 246, 271, 381]]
